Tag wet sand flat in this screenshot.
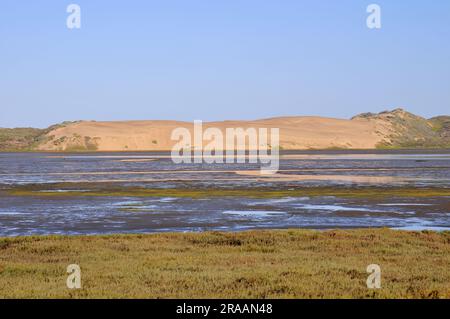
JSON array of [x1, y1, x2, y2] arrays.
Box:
[[0, 151, 449, 236]]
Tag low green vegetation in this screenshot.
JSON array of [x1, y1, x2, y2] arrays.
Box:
[[7, 184, 450, 199], [0, 229, 448, 298], [372, 110, 450, 149], [0, 122, 81, 151], [0, 128, 43, 151], [429, 116, 450, 137]]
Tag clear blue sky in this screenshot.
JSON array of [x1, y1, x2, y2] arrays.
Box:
[[1, 0, 449, 128]]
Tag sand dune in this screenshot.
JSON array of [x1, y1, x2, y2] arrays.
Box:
[[2, 108, 449, 152], [37, 115, 390, 151]]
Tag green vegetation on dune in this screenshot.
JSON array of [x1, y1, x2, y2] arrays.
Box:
[[0, 229, 448, 298], [429, 116, 450, 139], [374, 109, 450, 149], [0, 127, 43, 151], [0, 122, 80, 152]]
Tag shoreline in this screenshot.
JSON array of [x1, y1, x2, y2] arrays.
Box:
[[0, 226, 448, 239], [1, 148, 450, 154]]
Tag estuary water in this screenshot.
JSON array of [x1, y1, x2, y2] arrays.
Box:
[[0, 151, 449, 236]]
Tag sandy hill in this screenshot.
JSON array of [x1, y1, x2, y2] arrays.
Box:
[[35, 116, 385, 151], [1, 109, 449, 151]]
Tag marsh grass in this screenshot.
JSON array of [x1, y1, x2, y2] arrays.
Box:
[[0, 229, 449, 299]]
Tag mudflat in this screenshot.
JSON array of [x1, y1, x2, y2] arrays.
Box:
[[1, 151, 450, 235]]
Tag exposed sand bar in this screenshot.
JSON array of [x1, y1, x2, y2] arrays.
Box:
[[4, 174, 411, 184], [234, 171, 406, 183], [117, 159, 157, 162], [0, 169, 411, 184]]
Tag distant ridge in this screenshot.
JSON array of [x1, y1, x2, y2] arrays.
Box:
[[352, 108, 450, 148], [1, 109, 449, 151]]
